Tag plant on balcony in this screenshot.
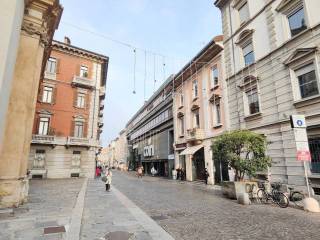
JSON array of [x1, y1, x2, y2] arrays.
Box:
[[211, 130, 271, 181]]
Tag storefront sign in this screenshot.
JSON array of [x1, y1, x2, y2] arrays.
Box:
[[144, 145, 154, 157]]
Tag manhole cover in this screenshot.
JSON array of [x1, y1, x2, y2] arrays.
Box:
[[44, 226, 66, 235], [104, 231, 133, 240], [150, 215, 168, 221]]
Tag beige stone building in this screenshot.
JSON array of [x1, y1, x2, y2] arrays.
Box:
[[0, 0, 62, 207], [173, 36, 228, 184], [114, 129, 129, 169], [214, 0, 320, 191]]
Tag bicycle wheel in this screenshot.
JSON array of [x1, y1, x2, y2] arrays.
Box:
[[291, 191, 304, 208], [257, 189, 268, 204], [274, 192, 289, 208]]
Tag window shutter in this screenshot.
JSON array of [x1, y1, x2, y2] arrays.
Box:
[[85, 93, 90, 110], [56, 59, 60, 73], [52, 87, 57, 105], [38, 84, 44, 102], [35, 115, 40, 134], [73, 88, 78, 107], [76, 64, 81, 76], [70, 120, 75, 137], [84, 121, 88, 138]]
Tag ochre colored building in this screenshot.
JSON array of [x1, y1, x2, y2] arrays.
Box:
[[28, 38, 108, 179], [0, 0, 62, 208]]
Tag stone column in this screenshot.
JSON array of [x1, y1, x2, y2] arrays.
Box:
[[0, 0, 62, 208]]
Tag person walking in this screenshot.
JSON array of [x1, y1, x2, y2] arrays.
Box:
[[151, 166, 157, 176], [137, 166, 143, 178], [105, 169, 112, 191], [204, 168, 209, 185]]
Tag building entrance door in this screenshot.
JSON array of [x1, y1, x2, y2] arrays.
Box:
[[193, 148, 205, 180]]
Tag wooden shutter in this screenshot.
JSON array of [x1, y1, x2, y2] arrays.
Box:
[[38, 84, 44, 102], [70, 120, 75, 137], [83, 121, 88, 138], [73, 88, 78, 107], [85, 93, 90, 110], [52, 87, 57, 105], [55, 59, 60, 74], [76, 64, 81, 76]]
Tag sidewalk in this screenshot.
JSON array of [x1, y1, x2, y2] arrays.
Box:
[[80, 179, 174, 240], [0, 178, 84, 240]]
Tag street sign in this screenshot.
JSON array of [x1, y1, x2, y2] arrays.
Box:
[[290, 115, 307, 128]]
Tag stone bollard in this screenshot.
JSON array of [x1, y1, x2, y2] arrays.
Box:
[[237, 193, 251, 205], [303, 197, 320, 213]]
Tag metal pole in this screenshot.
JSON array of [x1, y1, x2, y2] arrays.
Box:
[[303, 161, 311, 197]]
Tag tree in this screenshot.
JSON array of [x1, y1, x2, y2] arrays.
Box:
[[211, 130, 271, 181]]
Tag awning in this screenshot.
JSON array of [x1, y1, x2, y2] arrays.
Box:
[[179, 145, 203, 155]]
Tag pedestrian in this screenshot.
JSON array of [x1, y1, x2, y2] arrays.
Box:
[[181, 168, 185, 181], [95, 166, 101, 178], [105, 169, 112, 191], [137, 166, 143, 178], [204, 168, 209, 185], [177, 168, 181, 180], [151, 166, 157, 176]]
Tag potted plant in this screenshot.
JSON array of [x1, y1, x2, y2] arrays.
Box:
[[211, 130, 271, 199]]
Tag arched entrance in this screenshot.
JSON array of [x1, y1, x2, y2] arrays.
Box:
[[192, 148, 205, 180]]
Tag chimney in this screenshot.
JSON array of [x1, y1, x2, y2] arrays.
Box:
[[64, 36, 71, 45]]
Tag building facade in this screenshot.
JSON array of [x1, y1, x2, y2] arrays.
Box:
[[127, 77, 175, 177], [214, 0, 320, 190], [173, 36, 228, 185], [28, 38, 108, 179], [114, 129, 129, 169], [0, 0, 62, 207]]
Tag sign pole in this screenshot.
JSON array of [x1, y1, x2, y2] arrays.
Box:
[[303, 161, 311, 198]]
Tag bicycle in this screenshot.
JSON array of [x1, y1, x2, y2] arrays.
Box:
[[288, 186, 306, 208], [257, 182, 289, 208]]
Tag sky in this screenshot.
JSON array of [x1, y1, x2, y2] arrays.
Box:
[[54, 0, 222, 146]]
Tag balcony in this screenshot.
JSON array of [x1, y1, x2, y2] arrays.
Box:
[[31, 135, 55, 145], [99, 101, 104, 110], [186, 128, 205, 142], [67, 137, 90, 146], [72, 75, 95, 89], [44, 71, 56, 80], [99, 86, 106, 98]]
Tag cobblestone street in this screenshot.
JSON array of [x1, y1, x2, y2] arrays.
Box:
[[112, 171, 320, 240], [1, 173, 320, 240]]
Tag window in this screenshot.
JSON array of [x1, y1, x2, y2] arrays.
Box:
[[246, 89, 260, 115], [42, 86, 53, 103], [38, 117, 50, 135], [239, 2, 249, 24], [179, 117, 184, 135], [180, 94, 184, 107], [74, 121, 84, 138], [72, 151, 81, 168], [243, 42, 255, 66], [288, 7, 307, 37], [211, 67, 219, 88], [34, 149, 45, 169], [77, 93, 86, 108], [80, 66, 89, 78], [46, 58, 56, 73], [192, 80, 198, 98], [213, 102, 221, 125], [295, 64, 319, 99], [193, 110, 200, 128]]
